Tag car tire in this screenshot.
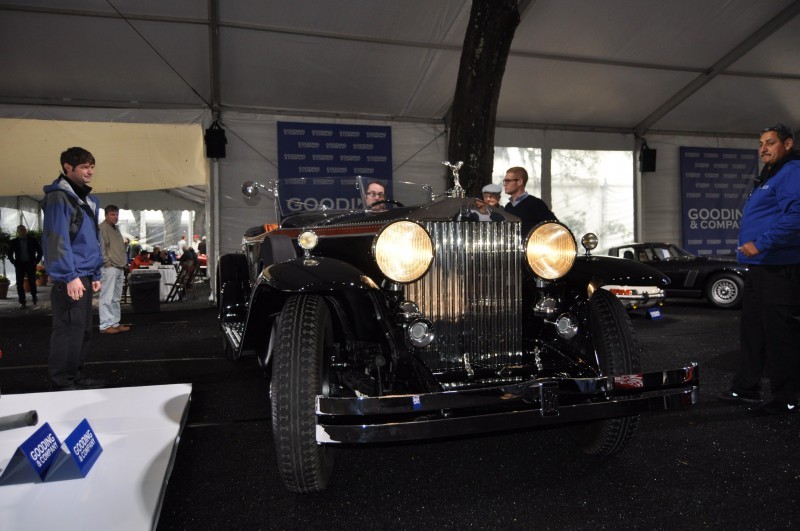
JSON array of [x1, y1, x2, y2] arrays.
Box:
[[270, 294, 334, 493], [706, 273, 744, 309], [568, 288, 641, 456]]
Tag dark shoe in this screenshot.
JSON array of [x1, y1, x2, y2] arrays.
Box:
[[100, 326, 120, 334], [76, 377, 106, 389], [50, 383, 78, 391], [20, 301, 26, 309], [114, 324, 131, 332], [32, 297, 37, 305], [715, 389, 762, 404], [749, 399, 798, 416]]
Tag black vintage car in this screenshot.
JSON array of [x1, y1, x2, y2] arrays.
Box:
[[217, 168, 698, 493], [607, 242, 748, 309]]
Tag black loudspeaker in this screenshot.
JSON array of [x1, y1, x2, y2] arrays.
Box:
[[205, 122, 227, 159], [639, 145, 657, 173]]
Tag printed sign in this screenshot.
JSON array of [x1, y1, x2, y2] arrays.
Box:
[[62, 418, 103, 477], [0, 422, 63, 484], [680, 147, 758, 256], [277, 121, 392, 214]]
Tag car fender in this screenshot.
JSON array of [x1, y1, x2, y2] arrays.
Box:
[[239, 257, 381, 355], [566, 255, 670, 289]]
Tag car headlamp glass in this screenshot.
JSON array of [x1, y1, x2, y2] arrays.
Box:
[[525, 222, 576, 280], [297, 231, 319, 251], [373, 221, 434, 283]]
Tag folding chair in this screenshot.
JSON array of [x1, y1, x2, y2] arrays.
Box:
[[166, 263, 197, 302]]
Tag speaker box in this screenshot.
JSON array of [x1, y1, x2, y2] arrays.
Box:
[[205, 125, 227, 159], [639, 147, 657, 173]]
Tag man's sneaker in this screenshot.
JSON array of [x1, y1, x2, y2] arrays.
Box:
[[715, 389, 762, 404], [749, 399, 798, 416], [76, 377, 106, 389]]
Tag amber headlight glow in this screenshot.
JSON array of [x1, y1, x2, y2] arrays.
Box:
[[525, 222, 577, 280], [373, 221, 434, 283]]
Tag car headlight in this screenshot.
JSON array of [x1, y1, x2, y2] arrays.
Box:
[[525, 222, 576, 280], [373, 221, 434, 283]]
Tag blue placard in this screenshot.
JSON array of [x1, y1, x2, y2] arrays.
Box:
[[0, 422, 63, 484], [62, 418, 103, 477], [277, 121, 392, 214], [647, 307, 663, 320], [680, 147, 758, 257]]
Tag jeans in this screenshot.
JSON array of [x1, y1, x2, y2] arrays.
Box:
[[99, 266, 124, 330]]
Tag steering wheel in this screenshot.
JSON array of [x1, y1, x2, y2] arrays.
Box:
[[369, 199, 404, 209]]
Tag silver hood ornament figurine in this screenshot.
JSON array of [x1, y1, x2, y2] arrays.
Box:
[[443, 160, 465, 198]]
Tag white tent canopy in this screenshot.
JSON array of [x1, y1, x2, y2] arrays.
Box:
[[1, 0, 800, 254]]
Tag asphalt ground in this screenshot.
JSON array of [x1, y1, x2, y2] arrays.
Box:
[[0, 285, 798, 530]]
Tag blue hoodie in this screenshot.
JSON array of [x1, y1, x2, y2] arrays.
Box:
[[42, 176, 103, 283], [738, 158, 800, 265]]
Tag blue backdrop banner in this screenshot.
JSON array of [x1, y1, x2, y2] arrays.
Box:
[[680, 147, 758, 256], [277, 121, 392, 213]]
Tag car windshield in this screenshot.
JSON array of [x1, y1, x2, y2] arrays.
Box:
[[275, 176, 434, 217], [650, 243, 694, 260]]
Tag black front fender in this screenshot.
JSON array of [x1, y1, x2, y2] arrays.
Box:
[[566, 255, 670, 288], [262, 257, 380, 292]]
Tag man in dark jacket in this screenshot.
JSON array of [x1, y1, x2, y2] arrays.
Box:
[[503, 166, 557, 235], [717, 124, 800, 415], [8, 225, 42, 308], [42, 147, 105, 391]]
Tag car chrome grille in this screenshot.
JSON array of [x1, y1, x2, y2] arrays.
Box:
[[405, 221, 523, 373]]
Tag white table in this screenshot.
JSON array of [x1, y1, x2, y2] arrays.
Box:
[[0, 384, 191, 530], [129, 266, 178, 302]]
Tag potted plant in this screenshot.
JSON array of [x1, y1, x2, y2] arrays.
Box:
[[0, 274, 9, 299], [36, 264, 48, 286], [0, 228, 12, 298]]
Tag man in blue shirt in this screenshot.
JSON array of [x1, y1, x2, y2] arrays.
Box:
[[717, 124, 800, 415], [42, 147, 105, 391]]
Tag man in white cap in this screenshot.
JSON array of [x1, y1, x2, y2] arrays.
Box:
[[482, 183, 503, 208]]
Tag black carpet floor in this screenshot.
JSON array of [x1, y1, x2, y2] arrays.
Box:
[[1, 287, 797, 530]]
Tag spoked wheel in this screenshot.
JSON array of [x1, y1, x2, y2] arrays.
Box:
[[706, 273, 744, 309], [568, 288, 641, 455], [270, 294, 334, 493]]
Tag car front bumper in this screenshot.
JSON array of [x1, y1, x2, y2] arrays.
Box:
[[316, 364, 698, 444]]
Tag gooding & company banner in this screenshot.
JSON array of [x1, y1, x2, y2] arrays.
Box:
[[277, 121, 392, 214], [680, 147, 758, 256]]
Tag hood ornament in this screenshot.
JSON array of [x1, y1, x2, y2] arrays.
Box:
[[442, 161, 465, 198]]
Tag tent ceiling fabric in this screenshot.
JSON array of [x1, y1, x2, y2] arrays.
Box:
[[1, 0, 799, 137], [0, 118, 207, 199]]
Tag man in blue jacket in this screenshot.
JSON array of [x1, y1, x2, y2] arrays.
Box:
[[717, 124, 800, 415], [42, 147, 105, 391]]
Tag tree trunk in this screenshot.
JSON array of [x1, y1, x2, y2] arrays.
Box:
[[446, 0, 520, 197]]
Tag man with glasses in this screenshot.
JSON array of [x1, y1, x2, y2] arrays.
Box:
[[717, 124, 800, 415], [503, 166, 557, 235], [366, 180, 387, 211]]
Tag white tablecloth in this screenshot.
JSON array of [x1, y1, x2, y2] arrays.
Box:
[[0, 384, 192, 530], [129, 266, 177, 302]]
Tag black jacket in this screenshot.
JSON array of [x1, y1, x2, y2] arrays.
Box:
[[9, 236, 43, 266]]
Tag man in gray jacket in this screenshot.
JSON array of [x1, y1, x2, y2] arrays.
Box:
[[99, 204, 130, 334]]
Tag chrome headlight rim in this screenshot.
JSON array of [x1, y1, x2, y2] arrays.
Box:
[[524, 221, 577, 280], [372, 220, 434, 284]]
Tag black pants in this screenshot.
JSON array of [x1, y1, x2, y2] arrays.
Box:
[[14, 261, 37, 303], [734, 264, 800, 402], [48, 277, 94, 388]]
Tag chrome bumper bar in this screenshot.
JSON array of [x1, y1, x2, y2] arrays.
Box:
[[316, 364, 698, 444]]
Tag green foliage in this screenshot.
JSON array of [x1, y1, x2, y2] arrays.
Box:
[[0, 227, 12, 261]]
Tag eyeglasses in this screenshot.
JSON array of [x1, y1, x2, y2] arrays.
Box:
[[366, 191, 385, 197], [502, 178, 520, 184]]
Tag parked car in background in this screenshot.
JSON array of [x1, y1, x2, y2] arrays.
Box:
[[217, 169, 698, 493], [606, 242, 748, 309], [602, 282, 666, 312]]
